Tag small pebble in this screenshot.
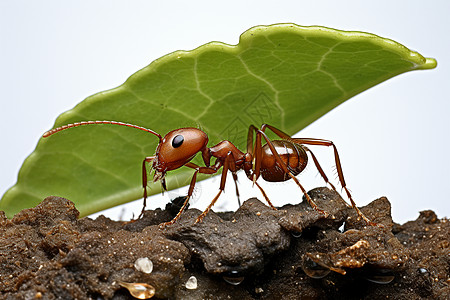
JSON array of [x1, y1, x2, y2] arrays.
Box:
[[185, 276, 198, 290], [134, 257, 153, 274]]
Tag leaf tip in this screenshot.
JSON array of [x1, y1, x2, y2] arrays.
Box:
[[420, 57, 438, 70]]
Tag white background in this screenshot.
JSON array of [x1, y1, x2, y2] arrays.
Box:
[[1, 1, 448, 223]]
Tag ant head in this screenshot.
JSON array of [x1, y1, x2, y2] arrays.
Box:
[[155, 128, 208, 171]]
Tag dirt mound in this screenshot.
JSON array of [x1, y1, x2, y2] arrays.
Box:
[[0, 187, 448, 299]]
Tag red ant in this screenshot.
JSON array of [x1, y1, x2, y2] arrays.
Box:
[[43, 121, 376, 227]]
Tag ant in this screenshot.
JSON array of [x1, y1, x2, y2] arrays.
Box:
[[43, 121, 377, 227]]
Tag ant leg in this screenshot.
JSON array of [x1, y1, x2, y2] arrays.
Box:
[[160, 162, 218, 227], [287, 172, 330, 217], [139, 156, 156, 219], [247, 124, 265, 183], [301, 146, 349, 206], [252, 127, 264, 183], [195, 152, 235, 224], [161, 177, 168, 192], [247, 127, 277, 210], [247, 125, 259, 156], [254, 181, 277, 210], [256, 130, 330, 218], [231, 172, 241, 207], [292, 138, 379, 226], [159, 169, 198, 228]]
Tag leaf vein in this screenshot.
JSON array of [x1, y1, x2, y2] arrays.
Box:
[[317, 43, 346, 94], [237, 54, 285, 128]]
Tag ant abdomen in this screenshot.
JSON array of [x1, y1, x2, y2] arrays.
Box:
[[260, 140, 308, 182]]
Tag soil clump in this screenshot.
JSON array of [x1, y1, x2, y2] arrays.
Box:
[[0, 187, 448, 299]]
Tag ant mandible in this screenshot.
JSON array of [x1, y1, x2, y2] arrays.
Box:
[[43, 121, 376, 227]]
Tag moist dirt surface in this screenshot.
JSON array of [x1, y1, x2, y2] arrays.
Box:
[[0, 187, 448, 299]]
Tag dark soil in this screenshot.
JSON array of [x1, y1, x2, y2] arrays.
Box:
[[0, 187, 448, 299]]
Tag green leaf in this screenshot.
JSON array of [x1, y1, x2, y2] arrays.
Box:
[[0, 24, 436, 218]]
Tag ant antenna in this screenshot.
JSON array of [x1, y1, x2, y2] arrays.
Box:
[[42, 120, 162, 142]]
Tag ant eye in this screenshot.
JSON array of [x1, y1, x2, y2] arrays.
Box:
[[172, 134, 184, 148]]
